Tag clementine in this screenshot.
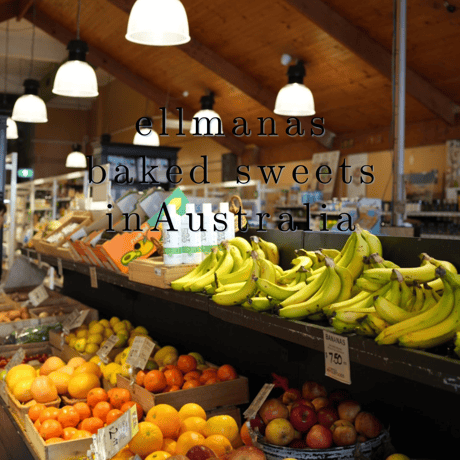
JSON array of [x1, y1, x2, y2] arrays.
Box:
[[81, 416, 104, 434], [164, 369, 184, 388], [58, 406, 80, 428], [177, 355, 197, 374], [239, 422, 253, 446], [63, 427, 78, 440], [144, 370, 167, 393], [217, 365, 238, 382], [166, 385, 180, 392], [46, 437, 64, 444], [128, 422, 163, 458], [205, 377, 220, 386], [109, 388, 131, 409], [39, 407, 60, 423], [178, 403, 207, 421], [39, 419, 63, 440], [199, 369, 217, 385], [203, 434, 233, 457], [92, 401, 112, 424], [87, 387, 108, 408], [28, 403, 46, 422], [73, 402, 92, 421], [146, 404, 181, 439], [175, 431, 205, 455], [121, 401, 144, 422], [179, 416, 207, 436], [184, 371, 201, 382], [34, 419, 41, 431], [136, 370, 146, 387], [183, 380, 201, 390], [106, 409, 124, 425]]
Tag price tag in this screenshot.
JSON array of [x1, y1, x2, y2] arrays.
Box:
[[243, 383, 275, 420], [126, 336, 155, 370], [323, 330, 351, 385], [57, 258, 63, 277], [97, 334, 119, 364], [90, 267, 98, 288], [62, 309, 90, 334], [28, 284, 49, 307], [5, 348, 25, 372]]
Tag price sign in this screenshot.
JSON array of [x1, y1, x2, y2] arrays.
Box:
[[243, 383, 275, 420], [323, 331, 351, 385], [97, 334, 119, 364], [57, 258, 63, 277], [90, 267, 98, 288], [126, 336, 155, 370], [62, 309, 90, 334], [5, 348, 25, 372], [29, 284, 49, 307]]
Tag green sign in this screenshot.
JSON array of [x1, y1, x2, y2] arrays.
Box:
[[18, 169, 34, 179]]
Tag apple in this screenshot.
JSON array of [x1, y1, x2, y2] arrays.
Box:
[[187, 445, 217, 460], [227, 446, 266, 460], [289, 439, 308, 449], [317, 407, 339, 429], [337, 400, 361, 423], [354, 412, 382, 439], [357, 434, 368, 443], [168, 456, 189, 460], [282, 388, 301, 405], [330, 420, 357, 446], [302, 381, 327, 400], [311, 397, 330, 411], [385, 454, 410, 460], [291, 399, 315, 411], [305, 424, 333, 449], [265, 418, 295, 446], [328, 389, 351, 406], [249, 414, 266, 435], [293, 429, 302, 440], [289, 405, 317, 433], [259, 399, 289, 425]]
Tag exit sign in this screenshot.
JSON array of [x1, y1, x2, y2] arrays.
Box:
[[18, 169, 34, 178]]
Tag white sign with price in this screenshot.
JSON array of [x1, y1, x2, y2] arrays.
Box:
[[96, 334, 119, 364], [126, 336, 155, 370], [323, 331, 351, 385], [62, 309, 90, 334], [28, 284, 49, 307], [88, 405, 139, 460]]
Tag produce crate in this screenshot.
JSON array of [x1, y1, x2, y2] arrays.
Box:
[[128, 257, 198, 289], [30, 306, 77, 320], [24, 414, 93, 460]]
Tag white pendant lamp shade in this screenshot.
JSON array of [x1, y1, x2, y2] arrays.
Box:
[[133, 130, 160, 146], [190, 93, 223, 136], [66, 144, 87, 168], [53, 41, 98, 98], [274, 61, 315, 117], [126, 0, 191, 46], [12, 80, 48, 123], [6, 117, 18, 140]]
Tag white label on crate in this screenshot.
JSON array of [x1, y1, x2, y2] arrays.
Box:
[[57, 258, 63, 277], [5, 348, 25, 372], [323, 330, 351, 385], [62, 309, 90, 334], [90, 267, 98, 288], [97, 334, 119, 364], [243, 383, 275, 420], [28, 284, 49, 307], [154, 268, 162, 277], [126, 336, 155, 370]]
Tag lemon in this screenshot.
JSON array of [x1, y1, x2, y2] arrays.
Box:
[[90, 356, 102, 366], [85, 343, 99, 354], [69, 337, 77, 349], [122, 320, 133, 332], [99, 319, 110, 328], [74, 338, 87, 353], [104, 328, 114, 339], [89, 323, 104, 335], [115, 332, 129, 348], [133, 326, 148, 335], [103, 363, 121, 380], [114, 323, 128, 334], [65, 333, 76, 344], [120, 363, 132, 378], [76, 330, 88, 339], [88, 320, 98, 330], [114, 352, 124, 365], [109, 317, 120, 327], [88, 333, 104, 345]]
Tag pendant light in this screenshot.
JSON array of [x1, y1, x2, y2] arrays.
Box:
[[190, 92, 223, 136], [274, 60, 315, 117], [7, 118, 18, 140], [12, 3, 48, 123], [66, 144, 87, 168], [52, 0, 98, 97], [126, 0, 191, 46], [3, 21, 18, 139], [134, 101, 160, 146]]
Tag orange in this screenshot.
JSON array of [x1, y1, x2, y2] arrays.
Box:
[[145, 451, 171, 460], [34, 419, 42, 431], [39, 419, 63, 440], [121, 401, 144, 422], [164, 369, 184, 388], [63, 427, 78, 440], [177, 355, 197, 374], [128, 421, 163, 458], [240, 422, 253, 446], [48, 371, 71, 395], [144, 370, 167, 393], [46, 437, 64, 444], [28, 403, 46, 422], [179, 416, 207, 436], [184, 371, 201, 382], [68, 372, 100, 399], [71, 430, 92, 439], [39, 357, 65, 376], [217, 365, 238, 382], [136, 370, 146, 387], [146, 404, 181, 439], [59, 365, 75, 376], [205, 378, 220, 386], [183, 380, 201, 390], [67, 357, 87, 369], [111, 446, 135, 460], [73, 402, 92, 421], [39, 407, 60, 423], [87, 387, 108, 408], [175, 431, 205, 455], [162, 438, 177, 455], [73, 362, 102, 379], [178, 403, 207, 421], [58, 406, 80, 428], [13, 377, 34, 403], [204, 415, 239, 443], [163, 365, 180, 372], [166, 385, 180, 392], [81, 417, 104, 434], [231, 433, 244, 449], [106, 409, 124, 425], [203, 434, 233, 457], [199, 369, 217, 385], [30, 376, 58, 403], [93, 401, 112, 424], [109, 388, 131, 409]]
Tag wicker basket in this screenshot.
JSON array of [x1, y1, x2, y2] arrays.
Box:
[[229, 195, 248, 233]]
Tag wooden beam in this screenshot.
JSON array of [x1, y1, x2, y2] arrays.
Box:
[[25, 8, 247, 155], [16, 0, 33, 21], [284, 0, 459, 126]]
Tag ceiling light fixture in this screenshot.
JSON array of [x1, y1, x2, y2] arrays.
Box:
[[133, 118, 160, 146], [52, 0, 98, 97], [7, 117, 18, 140], [126, 0, 191, 46], [190, 92, 223, 136], [274, 60, 315, 117], [66, 144, 87, 168], [12, 3, 48, 123]]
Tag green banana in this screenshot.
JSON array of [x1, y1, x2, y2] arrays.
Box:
[[258, 237, 280, 265], [229, 237, 252, 259], [361, 229, 383, 257]]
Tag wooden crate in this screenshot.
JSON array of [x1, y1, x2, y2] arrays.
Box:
[[24, 414, 93, 460], [128, 257, 198, 289], [30, 306, 77, 320]]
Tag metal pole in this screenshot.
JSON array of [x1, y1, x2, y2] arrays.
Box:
[[8, 152, 17, 270], [392, 0, 407, 226], [0, 116, 7, 279]]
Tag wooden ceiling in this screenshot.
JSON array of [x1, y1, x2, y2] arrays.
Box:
[[1, 0, 459, 157]]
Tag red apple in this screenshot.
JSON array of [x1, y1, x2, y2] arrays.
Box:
[[311, 397, 330, 411], [305, 424, 333, 449], [317, 407, 339, 429], [291, 398, 315, 411], [259, 399, 289, 425], [354, 412, 382, 439], [265, 418, 295, 446], [289, 405, 317, 433], [249, 414, 266, 435], [187, 445, 217, 460], [289, 439, 308, 449], [282, 388, 301, 405], [330, 420, 357, 446], [328, 389, 351, 406], [227, 446, 266, 460], [302, 381, 327, 400], [337, 400, 361, 423]]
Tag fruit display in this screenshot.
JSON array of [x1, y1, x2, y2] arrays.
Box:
[[0, 305, 31, 323], [0, 352, 49, 369]]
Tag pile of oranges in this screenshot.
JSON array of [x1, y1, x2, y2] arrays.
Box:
[[28, 387, 143, 445], [136, 355, 238, 393]]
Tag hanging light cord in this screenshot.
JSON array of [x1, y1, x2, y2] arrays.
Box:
[[3, 20, 9, 105], [29, 1, 36, 78], [76, 0, 81, 40]]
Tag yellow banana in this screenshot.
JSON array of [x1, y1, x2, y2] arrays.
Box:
[[250, 236, 266, 260], [229, 237, 252, 259], [346, 229, 370, 279], [243, 296, 275, 312], [258, 258, 277, 283], [217, 257, 252, 285], [363, 263, 437, 284], [334, 266, 353, 303], [331, 317, 359, 334], [334, 233, 355, 265], [215, 281, 245, 293], [171, 249, 216, 290], [361, 314, 389, 335], [374, 296, 420, 324], [280, 268, 328, 307], [229, 244, 244, 272], [361, 228, 383, 257], [258, 237, 280, 265], [255, 277, 305, 301]]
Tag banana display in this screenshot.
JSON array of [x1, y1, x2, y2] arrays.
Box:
[[170, 228, 460, 355]]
